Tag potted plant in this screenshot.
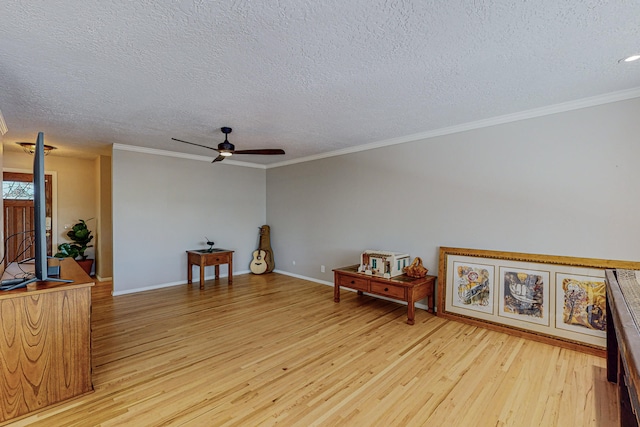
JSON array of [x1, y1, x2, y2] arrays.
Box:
[[54, 218, 94, 275]]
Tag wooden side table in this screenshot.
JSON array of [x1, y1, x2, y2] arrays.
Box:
[[333, 264, 435, 325], [186, 249, 234, 289]]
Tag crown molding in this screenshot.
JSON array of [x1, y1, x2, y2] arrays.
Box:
[[112, 143, 267, 169], [113, 87, 640, 170], [0, 109, 8, 135], [266, 87, 640, 169]]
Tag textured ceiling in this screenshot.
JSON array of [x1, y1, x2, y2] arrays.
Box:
[[1, 0, 639, 164]]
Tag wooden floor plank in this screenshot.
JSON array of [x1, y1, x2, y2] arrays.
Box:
[[4, 273, 618, 426]]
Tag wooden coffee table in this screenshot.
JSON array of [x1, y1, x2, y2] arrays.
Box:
[[333, 264, 435, 325], [186, 249, 234, 289]]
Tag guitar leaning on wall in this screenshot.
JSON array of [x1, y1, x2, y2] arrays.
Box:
[[249, 249, 268, 274], [249, 225, 275, 274]]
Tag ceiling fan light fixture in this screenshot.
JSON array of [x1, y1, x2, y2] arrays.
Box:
[[17, 141, 56, 155], [620, 54, 640, 63], [217, 141, 235, 152], [172, 125, 284, 163]]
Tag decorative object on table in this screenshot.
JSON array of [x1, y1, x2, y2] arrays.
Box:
[[54, 218, 94, 275], [404, 256, 429, 278], [172, 127, 285, 163], [250, 225, 274, 274], [205, 237, 215, 252], [437, 246, 640, 356], [357, 250, 410, 279]]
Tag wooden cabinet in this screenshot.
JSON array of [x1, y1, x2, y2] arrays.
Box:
[[333, 265, 435, 325], [0, 259, 94, 423]]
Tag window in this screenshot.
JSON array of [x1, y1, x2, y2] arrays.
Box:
[[2, 181, 35, 200]]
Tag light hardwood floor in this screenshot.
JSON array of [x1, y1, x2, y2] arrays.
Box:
[[8, 273, 618, 426]]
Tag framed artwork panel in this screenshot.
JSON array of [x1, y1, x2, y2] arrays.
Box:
[[438, 247, 640, 356], [498, 267, 550, 326], [451, 261, 494, 315], [555, 273, 606, 339]]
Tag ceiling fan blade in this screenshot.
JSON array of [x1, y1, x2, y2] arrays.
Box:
[[212, 155, 226, 163], [233, 149, 285, 155], [172, 137, 219, 152]]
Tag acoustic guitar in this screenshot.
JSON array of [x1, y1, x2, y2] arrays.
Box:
[[250, 249, 268, 274], [250, 225, 274, 274]]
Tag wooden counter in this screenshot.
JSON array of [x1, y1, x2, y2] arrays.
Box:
[[0, 258, 94, 424]]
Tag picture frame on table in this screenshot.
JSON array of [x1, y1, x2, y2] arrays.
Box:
[[437, 247, 640, 355]]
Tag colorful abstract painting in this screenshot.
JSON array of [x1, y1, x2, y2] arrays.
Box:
[[498, 268, 550, 325], [452, 261, 494, 314], [555, 273, 606, 338]]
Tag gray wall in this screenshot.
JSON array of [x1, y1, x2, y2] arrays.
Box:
[[266, 98, 640, 284], [112, 149, 266, 294]]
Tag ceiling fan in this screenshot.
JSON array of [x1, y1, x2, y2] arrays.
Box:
[[172, 127, 285, 163]]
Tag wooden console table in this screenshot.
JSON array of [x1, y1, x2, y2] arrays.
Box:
[[333, 265, 435, 325], [187, 249, 234, 289], [0, 258, 94, 423], [605, 269, 640, 427]]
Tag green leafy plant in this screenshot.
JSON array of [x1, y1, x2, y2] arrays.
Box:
[[54, 219, 94, 260]]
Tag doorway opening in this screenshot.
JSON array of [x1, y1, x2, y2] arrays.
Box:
[[2, 171, 53, 266]]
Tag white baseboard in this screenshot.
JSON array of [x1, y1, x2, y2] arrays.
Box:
[[113, 279, 189, 296], [112, 269, 250, 296], [273, 269, 334, 286]]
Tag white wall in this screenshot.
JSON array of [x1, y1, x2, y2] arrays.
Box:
[[112, 149, 266, 294], [266, 97, 640, 284]]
